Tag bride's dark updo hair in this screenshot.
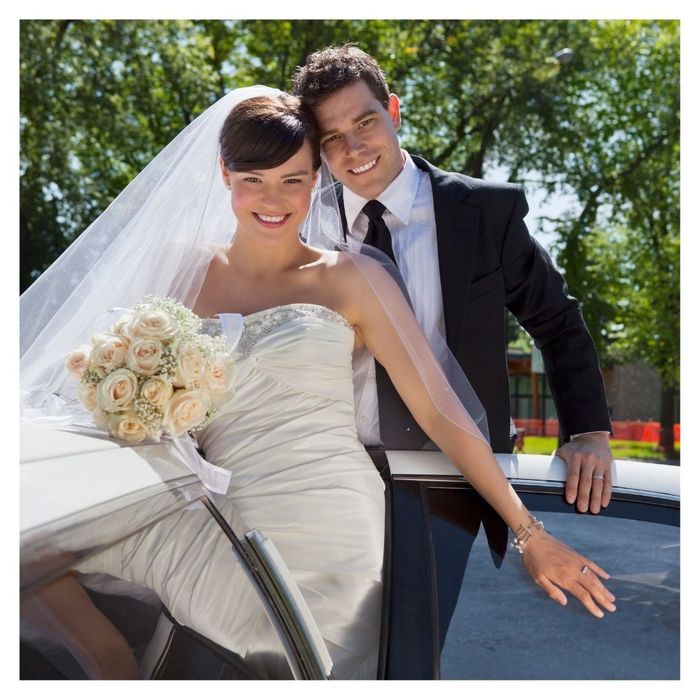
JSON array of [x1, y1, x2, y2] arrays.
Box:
[[219, 94, 322, 172]]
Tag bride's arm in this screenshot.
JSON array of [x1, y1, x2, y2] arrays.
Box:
[[339, 254, 616, 618]]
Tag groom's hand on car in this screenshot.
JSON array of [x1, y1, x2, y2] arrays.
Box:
[[555, 433, 613, 514]]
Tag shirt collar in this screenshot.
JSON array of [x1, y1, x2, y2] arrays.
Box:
[[343, 150, 420, 232]]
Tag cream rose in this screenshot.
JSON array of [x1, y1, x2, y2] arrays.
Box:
[[173, 340, 206, 388], [96, 368, 139, 413], [126, 337, 163, 375], [92, 412, 109, 430], [89, 333, 129, 374], [78, 382, 98, 412], [205, 356, 236, 397], [130, 308, 179, 340], [162, 389, 211, 436], [110, 313, 134, 340], [108, 413, 148, 443], [141, 376, 173, 407], [65, 345, 91, 379]]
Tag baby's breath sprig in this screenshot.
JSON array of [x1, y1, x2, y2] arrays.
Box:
[[133, 397, 164, 433], [82, 368, 105, 385], [140, 295, 202, 337], [199, 334, 228, 358], [157, 346, 178, 380], [189, 405, 218, 434]]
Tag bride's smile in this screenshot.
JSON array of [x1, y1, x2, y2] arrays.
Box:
[[222, 140, 318, 245], [253, 212, 291, 227]]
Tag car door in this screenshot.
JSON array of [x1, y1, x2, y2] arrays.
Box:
[[377, 451, 680, 680], [20, 422, 333, 680]]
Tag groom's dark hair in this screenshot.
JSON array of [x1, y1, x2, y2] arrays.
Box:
[[292, 44, 390, 108]]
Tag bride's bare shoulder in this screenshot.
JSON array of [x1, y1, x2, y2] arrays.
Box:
[[196, 245, 233, 287], [310, 247, 384, 278], [312, 249, 400, 320], [308, 249, 359, 290], [325, 248, 397, 292], [206, 244, 232, 267]]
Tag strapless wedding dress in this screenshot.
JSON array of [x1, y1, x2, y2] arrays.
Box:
[[78, 303, 385, 680]]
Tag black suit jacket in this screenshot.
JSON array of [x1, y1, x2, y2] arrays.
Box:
[[346, 155, 611, 453]]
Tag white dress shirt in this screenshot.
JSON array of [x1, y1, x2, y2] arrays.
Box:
[[343, 152, 607, 446], [343, 151, 445, 445]]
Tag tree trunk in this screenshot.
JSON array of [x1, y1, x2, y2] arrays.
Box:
[[658, 381, 677, 457], [20, 209, 32, 293]]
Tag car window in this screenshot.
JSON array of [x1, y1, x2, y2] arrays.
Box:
[[20, 502, 295, 680], [439, 508, 679, 679]]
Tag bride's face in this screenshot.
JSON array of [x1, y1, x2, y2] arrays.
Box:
[[223, 141, 318, 247]]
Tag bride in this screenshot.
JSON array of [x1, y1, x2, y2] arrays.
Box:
[[20, 87, 616, 680]]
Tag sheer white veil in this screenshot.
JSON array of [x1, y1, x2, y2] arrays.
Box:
[[20, 86, 281, 422], [20, 84, 490, 448], [302, 172, 490, 446]]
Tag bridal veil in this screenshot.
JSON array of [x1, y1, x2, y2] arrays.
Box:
[[20, 85, 490, 449]]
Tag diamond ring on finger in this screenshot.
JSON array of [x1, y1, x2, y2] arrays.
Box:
[[581, 565, 590, 575]]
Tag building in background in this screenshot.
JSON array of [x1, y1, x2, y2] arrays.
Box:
[[507, 345, 679, 443]]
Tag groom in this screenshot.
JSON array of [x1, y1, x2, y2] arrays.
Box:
[[292, 45, 613, 515]]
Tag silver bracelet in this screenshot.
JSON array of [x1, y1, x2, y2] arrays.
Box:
[[510, 514, 544, 554]]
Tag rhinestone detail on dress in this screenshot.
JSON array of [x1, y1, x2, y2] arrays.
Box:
[[238, 304, 351, 356], [200, 304, 352, 356], [200, 319, 224, 338]]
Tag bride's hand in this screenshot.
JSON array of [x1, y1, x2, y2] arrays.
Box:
[[521, 530, 616, 618]]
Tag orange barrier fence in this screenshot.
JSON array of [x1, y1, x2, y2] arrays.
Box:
[[513, 419, 680, 446]]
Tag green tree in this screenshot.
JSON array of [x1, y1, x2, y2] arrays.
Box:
[[20, 20, 679, 450], [20, 20, 221, 290], [539, 21, 680, 453]]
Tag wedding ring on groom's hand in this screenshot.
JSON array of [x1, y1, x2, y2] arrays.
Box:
[[592, 474, 604, 481]]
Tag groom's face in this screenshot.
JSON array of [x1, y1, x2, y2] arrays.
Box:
[[313, 80, 404, 200]]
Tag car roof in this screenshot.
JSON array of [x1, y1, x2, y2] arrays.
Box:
[[385, 451, 680, 499], [20, 422, 200, 534]]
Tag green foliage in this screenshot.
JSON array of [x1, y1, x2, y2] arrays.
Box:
[[582, 225, 679, 387], [20, 19, 679, 398], [540, 21, 679, 386], [521, 436, 679, 461], [20, 20, 221, 289]]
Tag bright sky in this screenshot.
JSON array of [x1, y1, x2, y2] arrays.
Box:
[[486, 164, 572, 255]]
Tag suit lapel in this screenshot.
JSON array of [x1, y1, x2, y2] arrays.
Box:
[[411, 156, 480, 351]]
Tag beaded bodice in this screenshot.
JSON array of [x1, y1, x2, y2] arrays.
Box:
[[195, 302, 359, 465], [201, 303, 353, 356]]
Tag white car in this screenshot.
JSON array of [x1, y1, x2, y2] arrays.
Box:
[[20, 422, 679, 680]]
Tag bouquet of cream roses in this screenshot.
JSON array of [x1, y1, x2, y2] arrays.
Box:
[[65, 296, 235, 443]]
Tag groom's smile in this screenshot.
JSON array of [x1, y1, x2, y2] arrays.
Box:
[[314, 80, 404, 200], [349, 157, 379, 175]]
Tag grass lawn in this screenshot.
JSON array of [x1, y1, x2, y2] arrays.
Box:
[[521, 436, 680, 461]]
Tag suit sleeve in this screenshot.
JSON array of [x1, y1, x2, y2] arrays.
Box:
[[500, 187, 612, 439]]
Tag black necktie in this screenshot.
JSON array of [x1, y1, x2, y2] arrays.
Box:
[[362, 200, 396, 265], [359, 200, 426, 449]]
